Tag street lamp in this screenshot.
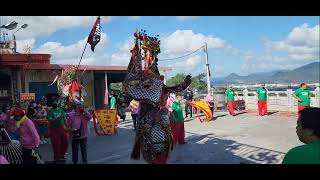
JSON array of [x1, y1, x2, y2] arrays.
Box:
[[13, 24, 28, 34], [12, 24, 28, 52], [0, 21, 18, 30]]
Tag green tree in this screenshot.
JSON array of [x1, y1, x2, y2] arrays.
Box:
[[110, 82, 122, 91], [191, 73, 207, 94], [167, 73, 207, 94], [167, 73, 187, 87]]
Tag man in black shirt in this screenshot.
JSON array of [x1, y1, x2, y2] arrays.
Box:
[[184, 87, 193, 118]]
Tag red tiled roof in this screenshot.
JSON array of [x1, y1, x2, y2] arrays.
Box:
[[0, 53, 51, 64], [27, 63, 173, 71]]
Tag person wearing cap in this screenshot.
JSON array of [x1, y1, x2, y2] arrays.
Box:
[[13, 108, 40, 164], [256, 83, 268, 116], [292, 82, 311, 115], [47, 102, 69, 163], [282, 108, 320, 164], [225, 85, 236, 116], [66, 103, 92, 164]]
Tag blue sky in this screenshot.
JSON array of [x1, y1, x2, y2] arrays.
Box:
[[7, 16, 320, 78]]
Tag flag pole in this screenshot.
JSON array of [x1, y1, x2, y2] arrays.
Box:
[[74, 42, 88, 79]]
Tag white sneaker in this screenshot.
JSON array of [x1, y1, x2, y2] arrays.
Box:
[[43, 140, 48, 144], [40, 141, 44, 145]]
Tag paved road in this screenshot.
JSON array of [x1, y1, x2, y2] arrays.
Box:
[[38, 111, 302, 164]]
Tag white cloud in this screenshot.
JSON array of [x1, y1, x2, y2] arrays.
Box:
[[241, 23, 320, 72], [15, 38, 36, 53], [6, 16, 111, 40], [161, 30, 225, 56], [176, 16, 198, 21], [33, 32, 110, 65], [264, 23, 319, 61], [173, 55, 203, 71], [128, 16, 141, 21], [110, 40, 133, 65], [224, 45, 255, 59]]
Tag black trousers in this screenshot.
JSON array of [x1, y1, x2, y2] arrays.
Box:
[[210, 106, 214, 116], [185, 101, 193, 117], [131, 114, 138, 129], [22, 147, 37, 164], [72, 138, 87, 164]]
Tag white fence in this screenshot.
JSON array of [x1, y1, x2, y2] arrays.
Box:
[[208, 87, 320, 112]]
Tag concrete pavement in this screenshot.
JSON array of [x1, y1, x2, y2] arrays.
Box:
[[38, 110, 301, 164]]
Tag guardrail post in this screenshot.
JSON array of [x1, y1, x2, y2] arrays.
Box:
[[287, 89, 293, 107], [315, 86, 320, 107]]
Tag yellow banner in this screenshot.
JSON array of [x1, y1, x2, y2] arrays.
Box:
[[94, 109, 117, 135], [189, 100, 213, 121]]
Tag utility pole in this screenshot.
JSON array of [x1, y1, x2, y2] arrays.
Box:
[[204, 42, 211, 93], [163, 70, 167, 85]]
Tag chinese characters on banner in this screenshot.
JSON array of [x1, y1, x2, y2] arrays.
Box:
[[20, 93, 35, 101], [94, 109, 118, 135]]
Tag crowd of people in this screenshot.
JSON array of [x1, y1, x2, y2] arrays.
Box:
[[0, 81, 318, 164], [223, 82, 312, 117], [0, 99, 92, 164]]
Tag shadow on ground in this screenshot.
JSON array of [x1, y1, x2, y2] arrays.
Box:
[[38, 115, 286, 164], [169, 132, 285, 164]]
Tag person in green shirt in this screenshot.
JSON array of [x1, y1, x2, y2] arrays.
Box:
[[256, 83, 268, 116], [225, 85, 236, 116], [282, 107, 320, 164], [47, 102, 68, 163], [292, 82, 311, 115], [109, 92, 117, 110], [171, 94, 186, 145]]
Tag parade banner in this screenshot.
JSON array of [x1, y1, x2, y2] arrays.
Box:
[[188, 100, 213, 121], [93, 109, 118, 135], [20, 93, 35, 101]]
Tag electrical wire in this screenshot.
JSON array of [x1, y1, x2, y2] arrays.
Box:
[[158, 45, 205, 61]]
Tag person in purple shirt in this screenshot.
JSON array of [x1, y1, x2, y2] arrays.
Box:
[[66, 104, 92, 164], [0, 105, 19, 141], [0, 155, 9, 164], [13, 108, 40, 164]]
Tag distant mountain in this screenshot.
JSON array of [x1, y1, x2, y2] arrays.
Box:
[[212, 61, 320, 85]]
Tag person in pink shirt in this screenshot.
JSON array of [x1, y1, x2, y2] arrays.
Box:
[[13, 108, 40, 164], [205, 90, 215, 118], [0, 155, 9, 164], [1, 105, 19, 140], [66, 104, 92, 164], [128, 100, 140, 131]]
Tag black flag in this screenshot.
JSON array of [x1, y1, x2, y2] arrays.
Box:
[[87, 16, 101, 52]]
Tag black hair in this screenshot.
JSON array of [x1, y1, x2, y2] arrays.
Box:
[[300, 82, 306, 87], [1, 106, 6, 113], [299, 108, 320, 137], [1, 104, 10, 112], [29, 101, 35, 107]]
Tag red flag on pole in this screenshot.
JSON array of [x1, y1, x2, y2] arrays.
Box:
[[87, 16, 101, 52]]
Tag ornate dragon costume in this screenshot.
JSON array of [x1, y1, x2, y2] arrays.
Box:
[[50, 66, 87, 107], [123, 30, 191, 164]]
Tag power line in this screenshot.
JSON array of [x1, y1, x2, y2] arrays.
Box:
[[158, 45, 205, 61]]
